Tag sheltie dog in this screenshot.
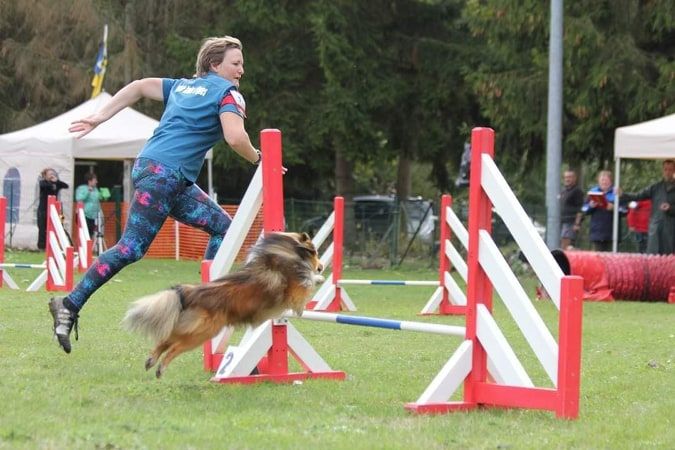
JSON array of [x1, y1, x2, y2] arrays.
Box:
[[122, 232, 324, 378]]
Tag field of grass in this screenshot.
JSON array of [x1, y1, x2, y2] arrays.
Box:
[[0, 250, 673, 449]]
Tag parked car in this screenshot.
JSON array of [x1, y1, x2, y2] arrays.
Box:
[[300, 195, 435, 243]]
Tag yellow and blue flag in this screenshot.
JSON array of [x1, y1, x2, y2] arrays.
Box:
[[91, 24, 108, 98]]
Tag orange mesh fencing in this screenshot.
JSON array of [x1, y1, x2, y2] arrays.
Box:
[[78, 203, 263, 262]]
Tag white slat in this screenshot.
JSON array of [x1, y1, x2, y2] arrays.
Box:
[[481, 155, 563, 309], [478, 230, 558, 385]]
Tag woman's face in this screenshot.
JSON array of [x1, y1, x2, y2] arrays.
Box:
[[598, 174, 612, 191], [45, 170, 57, 182], [212, 48, 244, 87]]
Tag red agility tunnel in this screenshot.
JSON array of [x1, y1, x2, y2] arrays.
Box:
[[552, 250, 675, 303]]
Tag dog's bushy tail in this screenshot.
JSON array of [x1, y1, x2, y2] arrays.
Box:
[[122, 290, 181, 343]]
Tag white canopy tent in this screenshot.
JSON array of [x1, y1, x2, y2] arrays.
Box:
[[612, 113, 675, 251], [0, 93, 213, 249]]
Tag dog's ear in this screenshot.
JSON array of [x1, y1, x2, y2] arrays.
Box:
[[295, 240, 317, 258], [300, 232, 311, 243]]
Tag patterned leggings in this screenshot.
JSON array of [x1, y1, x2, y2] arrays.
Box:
[[67, 158, 231, 311]]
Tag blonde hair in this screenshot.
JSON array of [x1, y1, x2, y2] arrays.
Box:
[[194, 36, 242, 77], [598, 170, 612, 180]]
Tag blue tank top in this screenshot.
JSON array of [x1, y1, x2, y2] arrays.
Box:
[[139, 72, 243, 182]]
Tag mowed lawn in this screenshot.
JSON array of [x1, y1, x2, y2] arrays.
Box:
[[0, 251, 673, 449]]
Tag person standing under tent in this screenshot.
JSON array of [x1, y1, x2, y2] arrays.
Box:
[[49, 36, 265, 354], [559, 169, 584, 250], [621, 160, 675, 255], [37, 168, 69, 250], [75, 172, 104, 238]]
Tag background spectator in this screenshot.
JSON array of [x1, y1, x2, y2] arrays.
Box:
[[582, 170, 620, 252], [37, 168, 68, 250], [559, 169, 584, 249], [621, 160, 675, 255], [75, 172, 104, 238]]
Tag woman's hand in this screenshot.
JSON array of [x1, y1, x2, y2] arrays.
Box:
[[69, 113, 107, 138]]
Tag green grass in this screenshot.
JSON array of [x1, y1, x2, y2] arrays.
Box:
[[0, 251, 673, 449]]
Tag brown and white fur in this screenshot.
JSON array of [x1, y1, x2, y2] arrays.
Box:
[[122, 232, 324, 378]]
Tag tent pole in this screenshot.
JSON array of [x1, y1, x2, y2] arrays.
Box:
[[123, 160, 133, 204], [612, 157, 621, 252]]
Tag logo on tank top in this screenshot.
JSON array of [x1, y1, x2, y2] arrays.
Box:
[[175, 84, 208, 96]]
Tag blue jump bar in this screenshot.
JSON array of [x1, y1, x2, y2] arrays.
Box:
[[338, 279, 439, 287], [293, 311, 466, 336], [335, 314, 402, 330], [0, 263, 46, 269], [371, 280, 406, 286]]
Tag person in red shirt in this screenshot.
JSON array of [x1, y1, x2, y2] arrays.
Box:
[[627, 199, 651, 253]]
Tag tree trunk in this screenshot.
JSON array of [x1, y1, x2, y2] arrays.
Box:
[[396, 153, 412, 200], [335, 144, 354, 200], [335, 143, 356, 253]]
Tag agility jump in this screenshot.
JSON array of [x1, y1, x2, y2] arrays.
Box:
[[205, 127, 583, 419], [404, 128, 583, 418], [307, 193, 468, 314], [0, 195, 86, 291], [201, 129, 345, 382], [299, 128, 584, 418], [420, 193, 469, 315]]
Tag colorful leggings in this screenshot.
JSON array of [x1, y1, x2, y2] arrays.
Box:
[[67, 158, 231, 311]]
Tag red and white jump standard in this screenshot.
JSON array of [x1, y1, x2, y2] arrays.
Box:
[[202, 129, 346, 383], [0, 195, 78, 292], [405, 127, 584, 419]]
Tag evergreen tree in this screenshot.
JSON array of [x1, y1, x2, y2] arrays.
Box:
[[463, 0, 674, 201]]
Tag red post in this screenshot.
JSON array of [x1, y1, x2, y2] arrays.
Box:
[[260, 129, 287, 372], [261, 129, 284, 233], [556, 275, 584, 419], [267, 324, 290, 374], [88, 239, 94, 269], [0, 196, 5, 287], [64, 246, 74, 291], [329, 196, 345, 312], [464, 127, 495, 405]]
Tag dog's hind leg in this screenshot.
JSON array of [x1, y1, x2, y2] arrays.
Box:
[[155, 342, 189, 378], [155, 335, 205, 379], [146, 340, 171, 371]]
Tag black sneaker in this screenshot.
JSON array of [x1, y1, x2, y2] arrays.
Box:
[[48, 297, 79, 354]]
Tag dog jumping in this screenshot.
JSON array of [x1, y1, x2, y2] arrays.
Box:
[[122, 232, 324, 378]]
